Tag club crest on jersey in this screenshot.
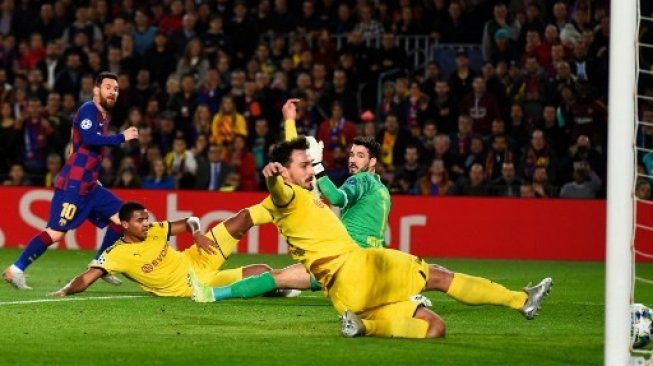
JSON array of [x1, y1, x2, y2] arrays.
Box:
[[141, 264, 154, 273], [313, 198, 325, 208], [80, 119, 93, 130]]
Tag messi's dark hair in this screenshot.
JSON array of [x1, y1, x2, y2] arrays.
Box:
[[269, 137, 309, 167], [95, 71, 119, 87]]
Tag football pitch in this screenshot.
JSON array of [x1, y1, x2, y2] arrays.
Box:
[[0, 249, 650, 366]]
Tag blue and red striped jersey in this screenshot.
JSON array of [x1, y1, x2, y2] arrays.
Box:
[[54, 101, 125, 195]]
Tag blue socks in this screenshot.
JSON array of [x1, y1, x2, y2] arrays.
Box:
[[95, 223, 123, 259], [15, 232, 53, 271]]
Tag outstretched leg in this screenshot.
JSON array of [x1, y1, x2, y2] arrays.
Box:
[[425, 264, 552, 319], [4, 228, 64, 290]]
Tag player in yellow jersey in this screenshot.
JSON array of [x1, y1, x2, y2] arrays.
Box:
[[192, 133, 553, 338], [49, 201, 273, 297]]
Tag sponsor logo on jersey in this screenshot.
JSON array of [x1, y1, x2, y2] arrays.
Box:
[[59, 218, 67, 227], [140, 245, 169, 273], [313, 198, 325, 208], [80, 119, 93, 130]]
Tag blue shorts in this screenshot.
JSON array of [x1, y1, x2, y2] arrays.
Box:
[[47, 187, 122, 232]]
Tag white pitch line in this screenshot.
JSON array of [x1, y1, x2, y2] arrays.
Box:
[[0, 295, 149, 306]]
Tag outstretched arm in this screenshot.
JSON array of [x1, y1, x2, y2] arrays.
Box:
[[282, 98, 300, 141], [49, 267, 105, 297], [263, 163, 295, 207]]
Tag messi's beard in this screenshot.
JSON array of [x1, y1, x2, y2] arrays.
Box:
[[99, 95, 116, 111]]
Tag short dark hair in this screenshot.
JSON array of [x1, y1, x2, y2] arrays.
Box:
[[95, 71, 119, 87], [119, 201, 146, 222], [269, 137, 309, 167], [352, 136, 380, 159]]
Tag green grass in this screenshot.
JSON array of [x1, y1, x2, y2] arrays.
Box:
[[0, 249, 651, 366]]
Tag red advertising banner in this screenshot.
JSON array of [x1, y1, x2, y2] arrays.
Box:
[[0, 187, 618, 261]]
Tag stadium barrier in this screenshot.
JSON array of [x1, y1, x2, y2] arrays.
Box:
[[0, 186, 644, 262]]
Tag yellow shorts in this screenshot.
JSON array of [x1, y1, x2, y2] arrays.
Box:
[[328, 248, 429, 319], [182, 244, 243, 288]]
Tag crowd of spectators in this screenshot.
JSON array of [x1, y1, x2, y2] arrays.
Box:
[[0, 0, 639, 200]]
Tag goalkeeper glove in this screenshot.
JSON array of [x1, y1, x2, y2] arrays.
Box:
[[306, 136, 325, 176]]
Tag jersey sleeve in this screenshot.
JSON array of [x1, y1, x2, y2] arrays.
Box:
[[89, 245, 124, 275], [247, 203, 273, 225], [77, 104, 125, 146], [319, 175, 364, 209], [284, 119, 298, 141], [266, 176, 296, 208]]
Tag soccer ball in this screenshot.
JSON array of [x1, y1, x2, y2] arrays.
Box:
[[631, 303, 653, 349]]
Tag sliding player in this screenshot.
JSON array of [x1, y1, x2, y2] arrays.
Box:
[[49, 201, 272, 297]]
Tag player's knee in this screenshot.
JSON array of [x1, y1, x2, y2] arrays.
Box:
[[416, 308, 446, 339], [426, 318, 446, 338], [43, 229, 62, 244], [427, 265, 453, 291], [242, 264, 271, 277]]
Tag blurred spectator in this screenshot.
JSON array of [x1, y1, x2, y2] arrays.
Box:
[[377, 33, 408, 73], [454, 163, 489, 196], [460, 76, 501, 136], [398, 80, 432, 137], [202, 15, 232, 61], [228, 134, 258, 191], [164, 136, 197, 189], [210, 95, 248, 146], [531, 166, 556, 198], [319, 69, 358, 122], [520, 129, 557, 182], [434, 1, 475, 44], [3, 163, 32, 186], [331, 3, 357, 35], [132, 9, 156, 56], [392, 145, 425, 194], [491, 162, 522, 197], [158, 0, 184, 35], [417, 120, 437, 164], [449, 48, 476, 102], [44, 153, 63, 188], [35, 4, 65, 43], [144, 32, 176, 89], [195, 144, 231, 191], [317, 101, 357, 170], [142, 158, 175, 190], [559, 161, 601, 199], [412, 159, 454, 196], [520, 183, 536, 198], [484, 134, 514, 181], [481, 3, 520, 62], [113, 166, 142, 189], [18, 98, 52, 176], [37, 41, 64, 91], [377, 113, 413, 168], [354, 4, 384, 40], [635, 179, 652, 201], [219, 171, 242, 192], [462, 134, 486, 176], [54, 52, 84, 97], [169, 12, 197, 58]]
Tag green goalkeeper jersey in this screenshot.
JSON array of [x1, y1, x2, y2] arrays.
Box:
[[317, 172, 390, 248]]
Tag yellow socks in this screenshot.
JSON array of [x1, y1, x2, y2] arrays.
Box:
[[446, 273, 527, 310], [206, 222, 240, 266], [361, 318, 429, 339]]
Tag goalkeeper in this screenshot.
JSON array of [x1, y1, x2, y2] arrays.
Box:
[[208, 99, 391, 300]]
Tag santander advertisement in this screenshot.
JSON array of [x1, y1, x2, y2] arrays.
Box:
[[0, 186, 633, 261]]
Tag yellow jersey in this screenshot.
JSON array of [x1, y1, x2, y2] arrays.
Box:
[[262, 179, 359, 288], [91, 221, 192, 297]]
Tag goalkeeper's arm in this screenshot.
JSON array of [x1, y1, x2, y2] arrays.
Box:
[[317, 176, 348, 208]]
